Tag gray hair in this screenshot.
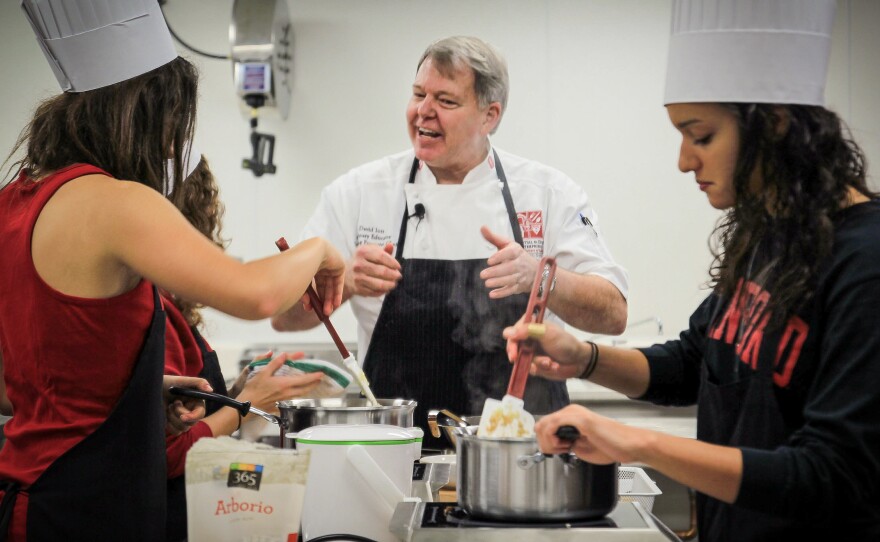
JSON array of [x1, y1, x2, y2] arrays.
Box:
[[417, 36, 509, 134]]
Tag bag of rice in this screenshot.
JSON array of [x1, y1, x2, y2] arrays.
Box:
[[185, 436, 310, 542]]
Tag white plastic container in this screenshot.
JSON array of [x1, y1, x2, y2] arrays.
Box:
[[296, 424, 423, 542], [618, 466, 663, 512]]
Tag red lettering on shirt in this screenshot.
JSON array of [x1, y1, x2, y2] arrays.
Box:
[[710, 279, 808, 388], [774, 316, 808, 387], [737, 283, 771, 369]]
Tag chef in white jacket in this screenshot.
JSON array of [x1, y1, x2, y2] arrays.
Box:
[[273, 36, 628, 448]]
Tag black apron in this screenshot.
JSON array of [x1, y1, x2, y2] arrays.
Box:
[[362, 151, 569, 450], [696, 333, 790, 541], [166, 327, 229, 542], [1, 285, 168, 541]]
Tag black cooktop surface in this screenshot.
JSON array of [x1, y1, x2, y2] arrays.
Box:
[[419, 502, 652, 529]]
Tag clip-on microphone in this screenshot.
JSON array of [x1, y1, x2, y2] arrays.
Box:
[[409, 203, 426, 220]]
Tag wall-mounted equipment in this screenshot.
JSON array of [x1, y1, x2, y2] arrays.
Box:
[[230, 0, 292, 177]]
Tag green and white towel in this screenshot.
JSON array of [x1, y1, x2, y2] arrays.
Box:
[[246, 354, 352, 399]]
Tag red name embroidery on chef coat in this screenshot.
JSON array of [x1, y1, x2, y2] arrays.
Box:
[[518, 211, 544, 238]]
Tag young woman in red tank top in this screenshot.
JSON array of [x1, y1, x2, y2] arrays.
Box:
[[0, 11, 345, 542]]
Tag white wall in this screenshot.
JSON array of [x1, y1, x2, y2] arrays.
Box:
[[2, 1, 878, 364]]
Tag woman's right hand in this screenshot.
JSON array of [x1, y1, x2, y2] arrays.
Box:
[[235, 351, 323, 413], [502, 320, 592, 381], [310, 240, 347, 317]]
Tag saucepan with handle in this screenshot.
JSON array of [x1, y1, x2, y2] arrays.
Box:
[[455, 424, 619, 521], [168, 387, 417, 448]]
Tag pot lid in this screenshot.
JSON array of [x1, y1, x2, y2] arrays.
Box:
[[295, 424, 422, 445]]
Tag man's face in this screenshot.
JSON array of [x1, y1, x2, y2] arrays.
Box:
[[406, 57, 500, 181]]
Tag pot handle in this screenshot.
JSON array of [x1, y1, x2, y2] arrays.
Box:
[[556, 425, 580, 441], [427, 410, 441, 438], [169, 386, 251, 417], [516, 452, 547, 469], [347, 445, 420, 515], [168, 387, 282, 426]]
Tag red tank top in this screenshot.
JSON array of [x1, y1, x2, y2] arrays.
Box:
[[0, 164, 155, 487], [162, 293, 215, 478], [162, 293, 205, 379]]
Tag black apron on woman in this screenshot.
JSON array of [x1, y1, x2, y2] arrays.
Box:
[[1, 285, 168, 541], [696, 334, 791, 541], [166, 328, 229, 542], [362, 151, 569, 450]]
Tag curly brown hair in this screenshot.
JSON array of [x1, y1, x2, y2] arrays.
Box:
[[709, 104, 876, 329], [3, 57, 198, 193], [168, 155, 227, 328]]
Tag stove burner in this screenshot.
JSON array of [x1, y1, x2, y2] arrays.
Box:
[[420, 502, 617, 529]]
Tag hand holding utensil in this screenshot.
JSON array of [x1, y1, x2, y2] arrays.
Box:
[[275, 236, 380, 407], [508, 256, 556, 398], [168, 386, 276, 423], [477, 257, 557, 437]]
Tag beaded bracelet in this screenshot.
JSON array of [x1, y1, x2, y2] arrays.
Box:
[[580, 340, 600, 379]]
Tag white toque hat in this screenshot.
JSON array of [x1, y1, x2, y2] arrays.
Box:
[[664, 0, 836, 106], [21, 0, 178, 93]]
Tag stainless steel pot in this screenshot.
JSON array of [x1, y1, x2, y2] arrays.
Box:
[[456, 429, 618, 521], [278, 397, 416, 447], [169, 388, 416, 449]]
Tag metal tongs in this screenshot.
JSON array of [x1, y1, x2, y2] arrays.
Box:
[[275, 237, 380, 406]]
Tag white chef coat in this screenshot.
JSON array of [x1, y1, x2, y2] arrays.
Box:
[[300, 146, 629, 360]]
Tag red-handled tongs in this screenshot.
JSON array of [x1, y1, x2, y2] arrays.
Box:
[[506, 256, 556, 399]]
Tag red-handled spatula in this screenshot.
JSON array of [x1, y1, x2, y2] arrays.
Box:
[[477, 256, 556, 437], [275, 236, 380, 406]]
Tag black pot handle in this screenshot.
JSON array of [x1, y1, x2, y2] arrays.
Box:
[[168, 386, 252, 417], [555, 425, 580, 442]]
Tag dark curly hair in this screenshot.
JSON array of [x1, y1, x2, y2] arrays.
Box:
[[709, 104, 875, 329], [3, 56, 198, 194], [168, 155, 228, 328]]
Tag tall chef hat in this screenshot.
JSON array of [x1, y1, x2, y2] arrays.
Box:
[[664, 0, 836, 106], [21, 0, 178, 93]]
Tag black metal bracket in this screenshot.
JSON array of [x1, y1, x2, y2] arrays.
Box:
[[242, 130, 277, 177]]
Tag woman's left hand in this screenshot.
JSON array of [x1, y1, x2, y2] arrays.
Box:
[[534, 404, 640, 465]]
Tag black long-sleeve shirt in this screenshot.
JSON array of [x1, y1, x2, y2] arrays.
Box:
[[637, 200, 880, 539]]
